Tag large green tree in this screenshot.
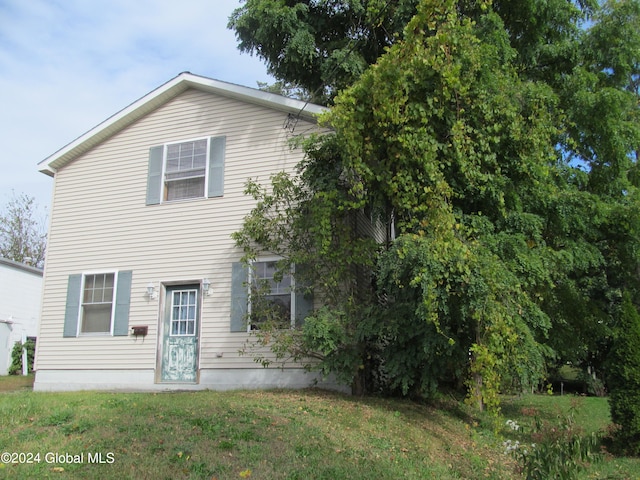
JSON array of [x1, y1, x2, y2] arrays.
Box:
[[323, 0, 564, 409], [607, 291, 640, 455], [229, 0, 421, 104], [230, 0, 640, 409], [229, 0, 599, 104]]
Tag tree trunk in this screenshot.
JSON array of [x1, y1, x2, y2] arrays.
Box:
[[474, 372, 484, 412], [351, 369, 365, 396]]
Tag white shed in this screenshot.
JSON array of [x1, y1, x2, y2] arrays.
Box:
[[0, 257, 43, 375]]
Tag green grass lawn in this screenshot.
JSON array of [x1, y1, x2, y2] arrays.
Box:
[[0, 375, 638, 479]]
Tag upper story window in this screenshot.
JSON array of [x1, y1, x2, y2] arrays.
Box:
[[146, 136, 226, 205], [165, 139, 207, 201]]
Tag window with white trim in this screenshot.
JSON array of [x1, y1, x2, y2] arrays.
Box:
[[81, 273, 115, 334], [170, 288, 198, 336], [164, 139, 207, 201], [146, 136, 225, 206], [249, 260, 294, 330]]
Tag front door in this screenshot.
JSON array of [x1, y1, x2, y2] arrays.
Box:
[[161, 285, 199, 382]]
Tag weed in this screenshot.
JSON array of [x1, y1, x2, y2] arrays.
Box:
[[505, 399, 602, 480], [187, 416, 224, 439], [61, 419, 94, 435], [39, 409, 74, 427], [218, 440, 236, 450], [189, 461, 215, 478], [233, 428, 262, 442]]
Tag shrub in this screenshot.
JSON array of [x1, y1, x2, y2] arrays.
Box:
[[606, 292, 640, 456], [8, 339, 35, 375], [506, 400, 601, 479]]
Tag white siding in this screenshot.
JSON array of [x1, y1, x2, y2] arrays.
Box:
[[36, 88, 317, 375], [0, 261, 42, 374]]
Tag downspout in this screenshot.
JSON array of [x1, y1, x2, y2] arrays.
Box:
[[21, 330, 27, 376]]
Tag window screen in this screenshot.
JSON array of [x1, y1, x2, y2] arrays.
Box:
[[81, 273, 115, 333], [164, 139, 207, 201]]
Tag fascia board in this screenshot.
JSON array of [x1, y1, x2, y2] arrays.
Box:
[[38, 72, 327, 175]]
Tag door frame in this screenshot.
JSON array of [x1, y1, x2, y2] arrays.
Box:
[[155, 279, 205, 384]]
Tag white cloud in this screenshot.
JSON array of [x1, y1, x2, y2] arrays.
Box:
[[0, 0, 271, 212]]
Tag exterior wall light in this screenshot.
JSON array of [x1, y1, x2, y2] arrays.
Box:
[[146, 282, 157, 300], [202, 278, 212, 296]]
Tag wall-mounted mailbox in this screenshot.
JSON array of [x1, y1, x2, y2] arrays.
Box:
[[131, 326, 148, 337]]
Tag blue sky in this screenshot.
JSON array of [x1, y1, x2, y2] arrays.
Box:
[[0, 0, 272, 216]]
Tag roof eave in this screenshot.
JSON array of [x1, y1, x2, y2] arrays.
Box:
[[181, 74, 326, 117], [38, 72, 327, 175], [0, 257, 44, 276]]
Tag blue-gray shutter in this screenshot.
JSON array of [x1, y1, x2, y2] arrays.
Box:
[[113, 270, 133, 336], [294, 264, 313, 327], [63, 274, 82, 337], [207, 136, 225, 198], [230, 262, 248, 332], [146, 145, 164, 205], [295, 290, 313, 327]]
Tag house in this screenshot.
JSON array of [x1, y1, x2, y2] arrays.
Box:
[[33, 72, 336, 391], [0, 257, 43, 375]]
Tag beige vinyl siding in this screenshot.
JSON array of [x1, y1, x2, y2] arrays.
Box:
[[354, 210, 388, 244], [36, 88, 316, 371]]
